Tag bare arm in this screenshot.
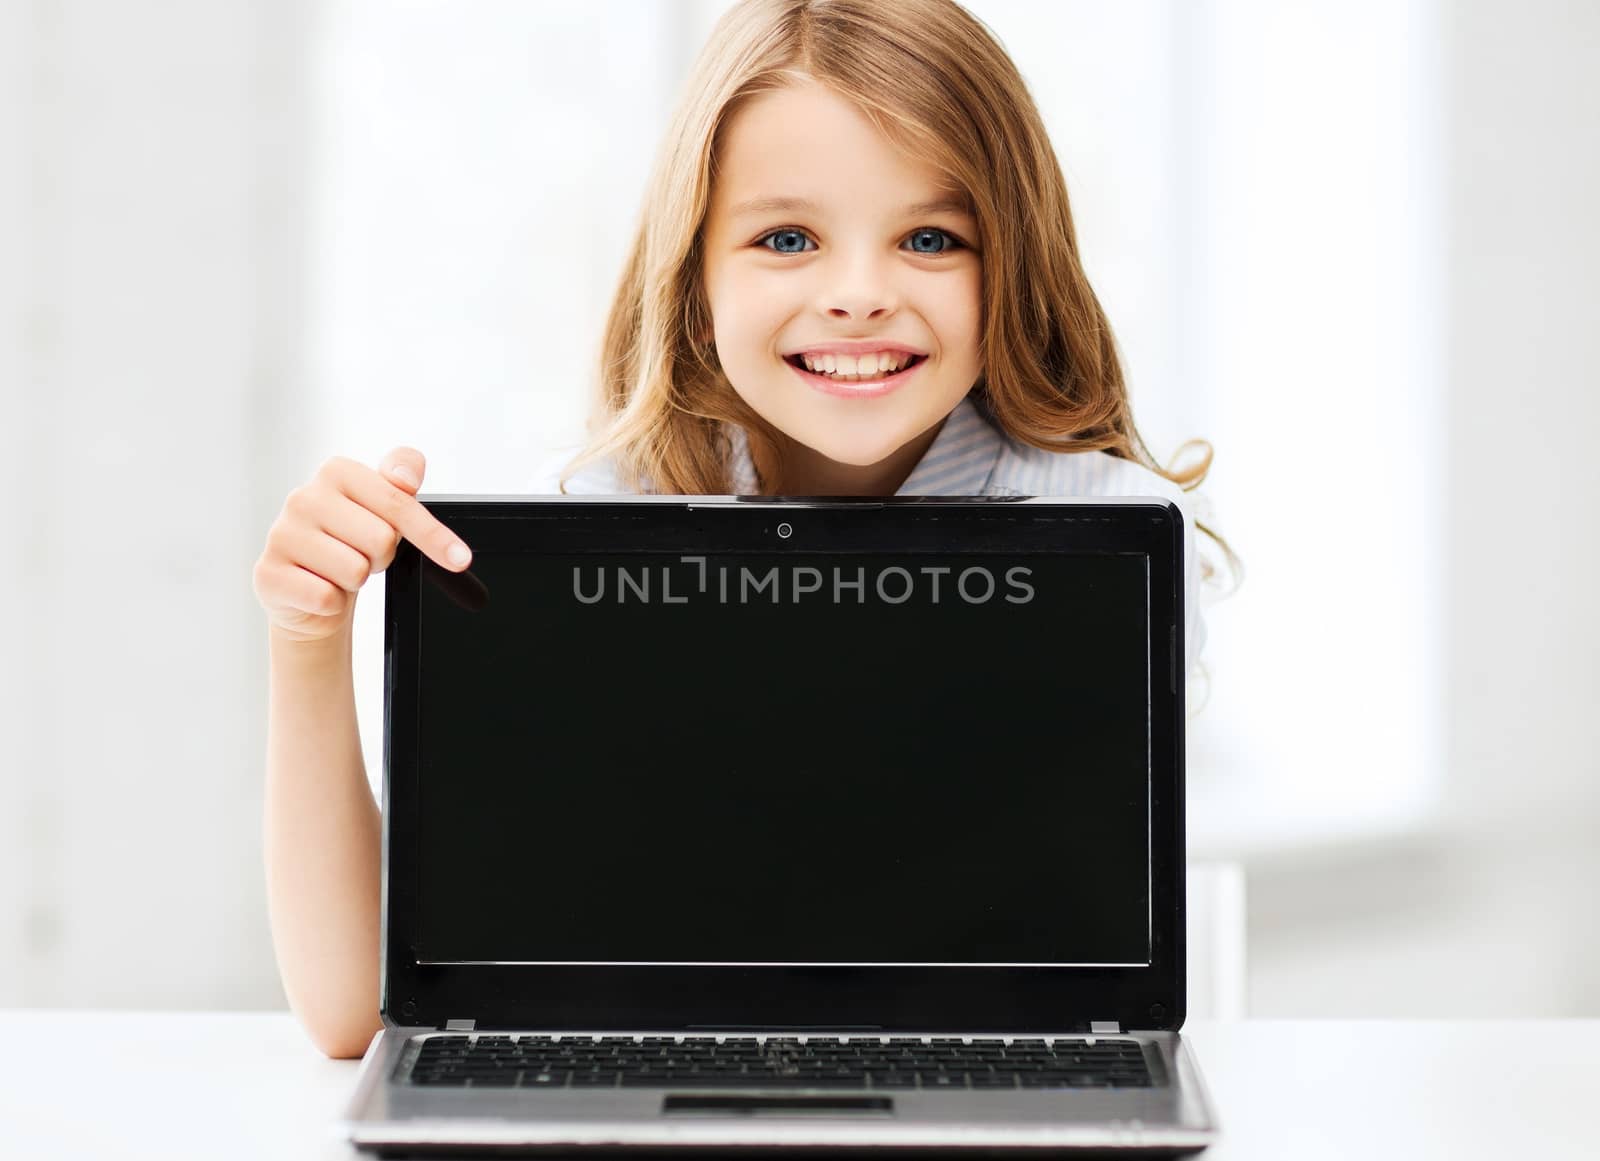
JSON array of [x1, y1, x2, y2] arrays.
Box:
[[253, 449, 473, 1059], [263, 621, 383, 1059]]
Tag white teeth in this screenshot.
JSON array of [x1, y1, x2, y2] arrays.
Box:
[[797, 351, 913, 379]]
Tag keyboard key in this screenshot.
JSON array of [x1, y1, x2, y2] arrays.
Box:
[[870, 1072, 917, 1088]]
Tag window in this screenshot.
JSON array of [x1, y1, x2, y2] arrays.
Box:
[[316, 1, 1443, 859]]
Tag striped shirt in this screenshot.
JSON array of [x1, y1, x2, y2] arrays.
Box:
[[531, 393, 1204, 669]]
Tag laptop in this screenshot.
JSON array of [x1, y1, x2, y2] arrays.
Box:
[[340, 493, 1221, 1155]]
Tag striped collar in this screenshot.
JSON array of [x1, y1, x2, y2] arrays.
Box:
[[726, 393, 1007, 496]]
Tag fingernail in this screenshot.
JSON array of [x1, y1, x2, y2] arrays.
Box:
[[391, 465, 419, 488], [447, 543, 471, 568]]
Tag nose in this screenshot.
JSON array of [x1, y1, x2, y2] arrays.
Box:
[[817, 249, 899, 322]]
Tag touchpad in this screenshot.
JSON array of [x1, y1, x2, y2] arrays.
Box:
[[663, 1095, 894, 1116]]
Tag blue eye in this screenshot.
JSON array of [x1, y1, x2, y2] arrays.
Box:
[[906, 228, 959, 254], [759, 229, 815, 254]]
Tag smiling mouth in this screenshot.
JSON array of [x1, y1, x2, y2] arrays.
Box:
[[782, 353, 928, 384]]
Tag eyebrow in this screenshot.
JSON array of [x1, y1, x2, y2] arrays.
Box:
[[727, 195, 973, 219]]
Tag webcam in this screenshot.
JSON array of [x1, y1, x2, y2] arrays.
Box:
[[776, 522, 794, 539]]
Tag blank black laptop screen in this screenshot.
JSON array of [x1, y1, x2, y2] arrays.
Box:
[[412, 549, 1151, 967]]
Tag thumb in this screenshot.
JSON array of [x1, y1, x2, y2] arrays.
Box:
[[379, 447, 427, 493]]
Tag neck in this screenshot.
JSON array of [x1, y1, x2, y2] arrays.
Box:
[[759, 418, 947, 497]]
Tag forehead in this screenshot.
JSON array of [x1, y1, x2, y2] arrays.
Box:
[[710, 78, 967, 217]]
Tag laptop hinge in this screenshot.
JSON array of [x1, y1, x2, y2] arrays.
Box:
[[1089, 1021, 1121, 1035], [443, 1018, 476, 1032]]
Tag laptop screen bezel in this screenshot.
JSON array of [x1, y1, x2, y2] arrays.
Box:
[[380, 495, 1186, 1033]]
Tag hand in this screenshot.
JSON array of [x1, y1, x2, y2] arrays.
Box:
[[252, 448, 472, 643]]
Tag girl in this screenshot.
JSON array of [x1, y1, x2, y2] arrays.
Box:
[[253, 0, 1229, 1059]]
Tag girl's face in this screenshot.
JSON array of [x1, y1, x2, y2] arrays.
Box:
[[701, 76, 983, 493]]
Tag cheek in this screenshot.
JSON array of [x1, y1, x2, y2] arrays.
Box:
[[961, 265, 984, 324], [932, 269, 984, 359], [709, 266, 789, 351]]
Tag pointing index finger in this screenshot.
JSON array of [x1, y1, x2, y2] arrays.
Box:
[[343, 462, 472, 571]]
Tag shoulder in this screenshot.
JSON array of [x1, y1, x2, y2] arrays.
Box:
[[988, 438, 1188, 505], [987, 434, 1210, 669], [526, 446, 630, 495]]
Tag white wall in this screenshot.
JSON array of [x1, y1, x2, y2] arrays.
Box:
[[1, 0, 308, 1007], [1245, 0, 1600, 1016]]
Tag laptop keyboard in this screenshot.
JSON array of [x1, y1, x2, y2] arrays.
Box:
[[401, 1034, 1154, 1090]]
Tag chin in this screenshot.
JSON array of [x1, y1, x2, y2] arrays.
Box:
[[795, 425, 910, 469]]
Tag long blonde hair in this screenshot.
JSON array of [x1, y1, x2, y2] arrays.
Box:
[[559, 0, 1236, 585]]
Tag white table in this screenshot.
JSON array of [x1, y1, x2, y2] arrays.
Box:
[[0, 1012, 1593, 1160]]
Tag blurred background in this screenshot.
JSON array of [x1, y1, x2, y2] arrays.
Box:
[[1, 0, 1595, 1017]]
